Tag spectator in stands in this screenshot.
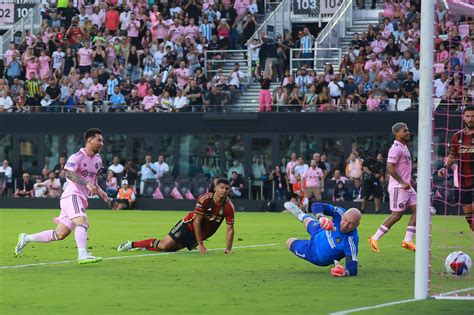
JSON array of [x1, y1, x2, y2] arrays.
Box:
[[106, 170, 118, 197], [361, 153, 383, 213], [109, 86, 126, 112], [269, 165, 287, 200], [109, 156, 124, 178], [33, 176, 48, 198], [122, 159, 138, 188], [345, 153, 363, 180], [0, 160, 13, 196], [113, 179, 136, 210], [227, 160, 245, 179], [351, 178, 364, 202], [331, 169, 348, 184], [185, 79, 204, 112], [251, 156, 268, 199], [294, 157, 309, 178], [13, 173, 34, 198], [0, 90, 14, 112], [154, 154, 170, 180], [42, 171, 62, 198], [229, 171, 244, 198], [302, 159, 324, 202], [333, 180, 351, 202], [53, 157, 66, 176], [401, 72, 418, 103], [139, 154, 158, 195]]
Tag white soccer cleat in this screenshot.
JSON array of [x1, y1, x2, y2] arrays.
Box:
[[117, 241, 133, 252], [284, 202, 304, 219], [14, 233, 28, 256], [78, 253, 103, 265]]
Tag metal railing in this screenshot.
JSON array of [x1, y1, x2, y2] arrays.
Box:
[[203, 49, 251, 83], [314, 0, 353, 70], [289, 47, 342, 74], [247, 0, 291, 44], [0, 2, 42, 56]]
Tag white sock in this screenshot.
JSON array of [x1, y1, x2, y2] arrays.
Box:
[[25, 234, 32, 242], [78, 248, 87, 258], [297, 213, 306, 222]]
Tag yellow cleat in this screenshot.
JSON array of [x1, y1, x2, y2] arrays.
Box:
[[368, 237, 380, 253], [401, 241, 416, 251]]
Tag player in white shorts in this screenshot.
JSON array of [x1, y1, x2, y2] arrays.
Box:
[[368, 122, 417, 253], [14, 128, 109, 265]]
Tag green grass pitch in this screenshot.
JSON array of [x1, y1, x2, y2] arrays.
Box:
[[0, 209, 472, 314]]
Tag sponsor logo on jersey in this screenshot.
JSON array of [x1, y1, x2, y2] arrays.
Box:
[[295, 250, 306, 258], [82, 170, 89, 177]]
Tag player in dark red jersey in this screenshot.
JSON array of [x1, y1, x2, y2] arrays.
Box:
[[438, 106, 474, 231], [117, 179, 235, 254]]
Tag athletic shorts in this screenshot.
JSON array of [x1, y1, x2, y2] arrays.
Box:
[[389, 187, 416, 212], [168, 220, 197, 251], [289, 219, 324, 264], [363, 181, 383, 199], [58, 195, 88, 230], [459, 184, 473, 205]]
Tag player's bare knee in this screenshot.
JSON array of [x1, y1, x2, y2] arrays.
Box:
[[286, 238, 297, 250], [55, 227, 71, 240]]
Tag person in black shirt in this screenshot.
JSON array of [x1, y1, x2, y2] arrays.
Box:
[[229, 171, 244, 198], [313, 153, 327, 176], [185, 79, 203, 112], [361, 153, 383, 213], [45, 78, 61, 112], [205, 86, 227, 112], [13, 173, 34, 197], [151, 76, 165, 96], [164, 77, 177, 97], [122, 160, 139, 187], [401, 72, 418, 103], [269, 166, 288, 200], [184, 0, 201, 22]]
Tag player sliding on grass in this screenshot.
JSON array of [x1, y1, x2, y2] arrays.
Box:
[[14, 128, 109, 265], [369, 122, 417, 253], [285, 201, 361, 277], [117, 179, 234, 253]]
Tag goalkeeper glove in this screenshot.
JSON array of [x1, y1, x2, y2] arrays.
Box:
[[319, 216, 334, 231], [331, 261, 346, 277]]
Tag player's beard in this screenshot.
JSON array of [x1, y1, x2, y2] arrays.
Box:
[[466, 122, 474, 130]]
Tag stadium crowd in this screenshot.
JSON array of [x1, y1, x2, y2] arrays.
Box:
[[1, 148, 392, 213], [257, 0, 473, 112], [0, 0, 261, 113]]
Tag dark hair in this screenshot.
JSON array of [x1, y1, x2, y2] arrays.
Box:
[[84, 128, 102, 143], [216, 178, 230, 186], [463, 106, 474, 114]]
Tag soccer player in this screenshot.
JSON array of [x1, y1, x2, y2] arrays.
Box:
[[285, 202, 361, 277], [437, 106, 474, 231], [14, 128, 109, 265], [369, 122, 417, 252], [117, 179, 234, 253]]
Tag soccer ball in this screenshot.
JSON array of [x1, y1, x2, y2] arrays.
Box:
[[445, 251, 472, 277]]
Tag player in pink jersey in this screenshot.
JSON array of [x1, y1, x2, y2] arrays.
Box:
[[369, 122, 417, 253], [15, 128, 110, 265]]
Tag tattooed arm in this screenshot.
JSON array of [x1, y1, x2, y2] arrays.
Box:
[[66, 170, 97, 195]]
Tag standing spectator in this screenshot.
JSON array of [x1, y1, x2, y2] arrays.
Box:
[[43, 171, 62, 198], [33, 176, 48, 198], [108, 156, 124, 177], [302, 159, 325, 202], [106, 170, 118, 197], [77, 41, 93, 74], [13, 173, 34, 197], [122, 159, 139, 187], [109, 86, 126, 112], [229, 171, 244, 198], [294, 157, 309, 178], [139, 154, 158, 195], [251, 157, 267, 200], [313, 153, 328, 177], [299, 27, 315, 68], [286, 152, 298, 195], [105, 6, 120, 33], [257, 63, 272, 112], [351, 178, 364, 202], [269, 165, 287, 200], [0, 91, 14, 113], [53, 157, 66, 176], [185, 80, 203, 112], [154, 154, 170, 180], [227, 160, 245, 178], [345, 153, 363, 180], [328, 74, 344, 105], [361, 153, 383, 213], [0, 160, 13, 196]]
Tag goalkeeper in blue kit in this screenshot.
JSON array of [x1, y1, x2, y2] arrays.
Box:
[[284, 202, 361, 277]]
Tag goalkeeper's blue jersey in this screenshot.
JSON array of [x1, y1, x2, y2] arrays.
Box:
[[308, 204, 359, 267]]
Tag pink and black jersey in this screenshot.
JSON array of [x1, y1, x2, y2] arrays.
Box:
[[61, 148, 103, 201], [387, 140, 412, 190]]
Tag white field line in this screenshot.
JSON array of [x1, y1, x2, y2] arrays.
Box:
[[331, 287, 474, 314], [0, 243, 278, 270], [329, 299, 419, 315]]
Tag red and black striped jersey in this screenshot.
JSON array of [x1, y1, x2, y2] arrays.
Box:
[[449, 129, 474, 187], [182, 192, 235, 240]]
